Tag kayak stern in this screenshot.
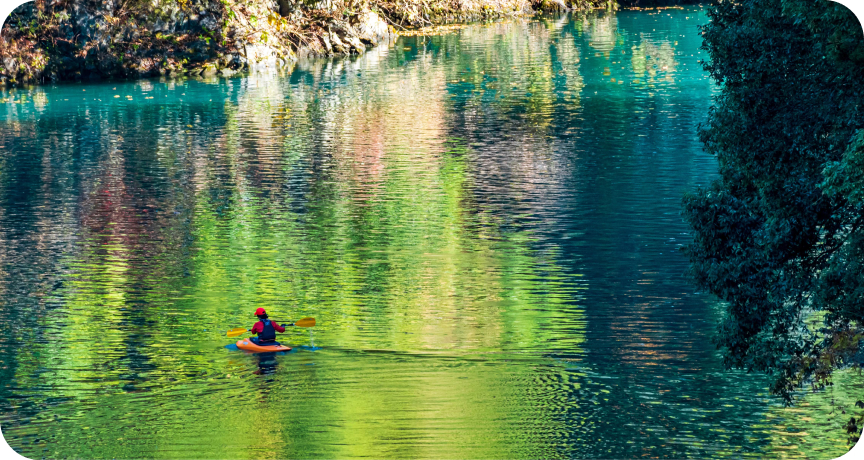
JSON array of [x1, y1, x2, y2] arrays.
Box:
[[236, 339, 292, 353]]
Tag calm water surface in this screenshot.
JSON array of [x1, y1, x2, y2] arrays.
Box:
[[0, 7, 858, 459]]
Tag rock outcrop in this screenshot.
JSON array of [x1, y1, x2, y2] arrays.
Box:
[[0, 0, 611, 85]]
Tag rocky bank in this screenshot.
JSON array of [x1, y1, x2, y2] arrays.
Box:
[[0, 0, 622, 85]]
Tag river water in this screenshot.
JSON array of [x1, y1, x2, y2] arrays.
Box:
[[0, 6, 859, 459]]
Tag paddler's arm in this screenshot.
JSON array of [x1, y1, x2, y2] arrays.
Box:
[[250, 321, 263, 334], [274, 323, 286, 333]]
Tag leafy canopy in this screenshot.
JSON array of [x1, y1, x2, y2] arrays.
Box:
[[683, 0, 864, 402]]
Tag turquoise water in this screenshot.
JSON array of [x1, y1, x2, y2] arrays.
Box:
[[0, 7, 857, 458]]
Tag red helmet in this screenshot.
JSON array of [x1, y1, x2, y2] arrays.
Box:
[[254, 308, 266, 316]]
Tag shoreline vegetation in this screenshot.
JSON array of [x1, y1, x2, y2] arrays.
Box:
[[683, 0, 864, 448], [0, 0, 697, 86]]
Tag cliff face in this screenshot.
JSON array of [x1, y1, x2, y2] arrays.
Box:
[[0, 0, 612, 85]]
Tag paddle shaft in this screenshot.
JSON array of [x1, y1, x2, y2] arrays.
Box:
[[226, 317, 315, 336]]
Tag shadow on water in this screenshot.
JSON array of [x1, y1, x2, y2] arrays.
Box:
[[254, 352, 279, 376]]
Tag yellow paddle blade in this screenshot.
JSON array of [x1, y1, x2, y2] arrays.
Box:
[[293, 317, 316, 328], [226, 328, 248, 337]]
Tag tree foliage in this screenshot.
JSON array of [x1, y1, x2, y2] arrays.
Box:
[[683, 0, 864, 406]]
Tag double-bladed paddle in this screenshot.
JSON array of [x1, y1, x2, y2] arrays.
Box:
[[226, 317, 316, 337]]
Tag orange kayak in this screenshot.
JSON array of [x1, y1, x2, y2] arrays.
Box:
[[236, 339, 292, 353]]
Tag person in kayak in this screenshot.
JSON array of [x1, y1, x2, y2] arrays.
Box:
[[249, 308, 287, 346]]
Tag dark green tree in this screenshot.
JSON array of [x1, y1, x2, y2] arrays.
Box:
[[683, 0, 864, 417]]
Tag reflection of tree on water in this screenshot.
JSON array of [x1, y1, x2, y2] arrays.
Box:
[[584, 12, 619, 53], [630, 39, 678, 85]]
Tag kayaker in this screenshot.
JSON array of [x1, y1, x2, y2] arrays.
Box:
[[249, 308, 287, 345]]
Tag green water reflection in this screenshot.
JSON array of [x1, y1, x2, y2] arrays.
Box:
[[0, 6, 859, 459]]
